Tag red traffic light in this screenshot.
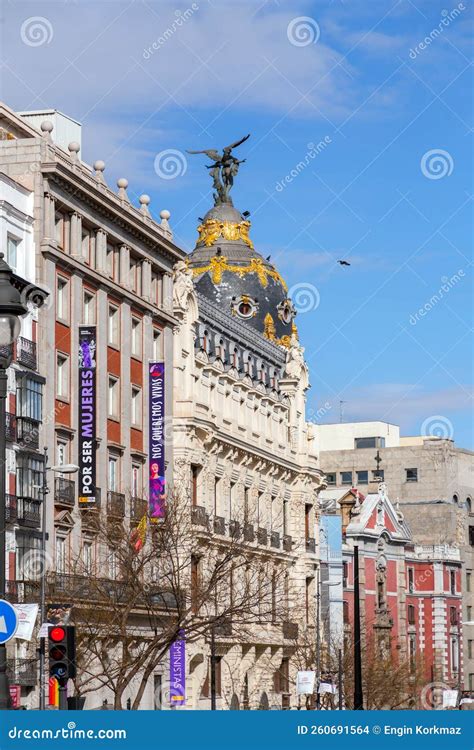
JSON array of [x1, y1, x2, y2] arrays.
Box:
[[50, 626, 66, 642]]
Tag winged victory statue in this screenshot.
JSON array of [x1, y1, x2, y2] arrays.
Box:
[[187, 134, 250, 205]]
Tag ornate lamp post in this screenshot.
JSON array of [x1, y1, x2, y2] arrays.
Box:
[[0, 253, 48, 709]]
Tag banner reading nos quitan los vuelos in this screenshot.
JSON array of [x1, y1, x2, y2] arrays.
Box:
[[78, 326, 97, 505], [149, 362, 165, 521]]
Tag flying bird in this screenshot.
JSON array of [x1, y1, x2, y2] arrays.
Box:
[[266, 255, 271, 262], [337, 260, 351, 267]]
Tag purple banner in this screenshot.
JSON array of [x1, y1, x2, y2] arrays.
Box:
[[169, 631, 186, 705], [78, 326, 96, 505], [149, 362, 165, 520]]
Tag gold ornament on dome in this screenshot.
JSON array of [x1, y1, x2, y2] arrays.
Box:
[[190, 253, 288, 291], [262, 313, 292, 348], [197, 218, 254, 250]]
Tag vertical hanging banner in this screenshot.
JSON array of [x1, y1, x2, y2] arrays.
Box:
[[149, 362, 165, 521], [78, 326, 96, 505], [169, 631, 186, 705]]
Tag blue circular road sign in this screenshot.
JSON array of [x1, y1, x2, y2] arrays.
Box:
[[0, 599, 19, 644]]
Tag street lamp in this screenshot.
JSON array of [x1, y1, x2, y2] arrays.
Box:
[[0, 253, 48, 710], [0, 254, 28, 709], [38, 454, 79, 711]]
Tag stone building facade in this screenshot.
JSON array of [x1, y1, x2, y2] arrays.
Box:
[[0, 102, 184, 708], [317, 421, 473, 691]]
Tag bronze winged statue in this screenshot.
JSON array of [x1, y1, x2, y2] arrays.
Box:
[[187, 134, 250, 205]]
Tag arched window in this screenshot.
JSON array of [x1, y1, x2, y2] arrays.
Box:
[[453, 494, 459, 504], [466, 497, 472, 513]]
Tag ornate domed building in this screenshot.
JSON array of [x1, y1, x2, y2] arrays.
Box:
[[187, 202, 297, 348], [171, 138, 325, 709]]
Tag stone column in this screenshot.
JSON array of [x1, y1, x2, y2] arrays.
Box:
[[119, 244, 130, 288], [70, 212, 82, 260], [95, 229, 107, 273], [43, 193, 56, 241], [142, 259, 152, 302]]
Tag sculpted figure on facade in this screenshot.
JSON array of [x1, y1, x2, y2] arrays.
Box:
[[173, 260, 195, 309], [284, 334, 307, 382]]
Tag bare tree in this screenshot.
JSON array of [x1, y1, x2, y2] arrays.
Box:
[[46, 490, 291, 709]]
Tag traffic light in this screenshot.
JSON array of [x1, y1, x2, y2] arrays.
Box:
[[48, 625, 76, 683]]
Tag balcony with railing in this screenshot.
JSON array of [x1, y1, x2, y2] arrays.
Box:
[[191, 505, 209, 528], [16, 416, 40, 449], [213, 516, 226, 535], [243, 522, 255, 543], [107, 491, 125, 518], [130, 497, 148, 523], [5, 412, 16, 442], [306, 537, 316, 554], [258, 527, 268, 546], [7, 659, 37, 686], [282, 620, 299, 640], [270, 530, 280, 549], [6, 494, 18, 523], [17, 498, 41, 528], [283, 535, 292, 552], [5, 579, 40, 604], [55, 477, 75, 508], [16, 337, 37, 370], [229, 520, 241, 540]]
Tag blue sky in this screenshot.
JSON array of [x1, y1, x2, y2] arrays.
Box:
[[2, 0, 473, 446]]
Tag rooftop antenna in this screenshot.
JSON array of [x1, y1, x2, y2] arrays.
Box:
[[339, 400, 346, 423]]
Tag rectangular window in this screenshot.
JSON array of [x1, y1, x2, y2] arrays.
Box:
[[407, 604, 415, 625], [131, 463, 141, 497], [354, 437, 385, 449], [409, 634, 416, 670], [468, 640, 473, 660], [340, 471, 353, 486], [153, 675, 162, 710], [305, 504, 311, 541], [468, 606, 472, 621], [55, 536, 66, 574], [450, 606, 458, 626], [467, 572, 472, 592], [450, 570, 456, 595], [17, 376, 42, 421], [343, 600, 349, 623], [356, 470, 368, 484], [56, 437, 70, 471], [56, 276, 69, 322], [191, 465, 200, 507], [131, 317, 142, 357], [451, 636, 459, 674], [56, 353, 69, 399], [108, 304, 119, 346], [406, 468, 418, 483], [153, 329, 162, 361], [408, 568, 414, 593], [305, 577, 312, 624], [83, 290, 96, 324], [191, 555, 200, 614], [108, 454, 119, 492], [131, 386, 142, 427], [82, 541, 93, 575], [469, 526, 474, 546], [7, 235, 19, 272], [343, 561, 348, 588], [325, 472, 336, 486], [108, 548, 118, 580], [470, 674, 474, 692], [108, 376, 119, 418], [16, 455, 43, 499]]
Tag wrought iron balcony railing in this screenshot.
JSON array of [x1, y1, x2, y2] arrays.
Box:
[[229, 520, 241, 540], [17, 337, 37, 370], [257, 527, 268, 546], [107, 491, 125, 518], [6, 494, 18, 523], [191, 505, 209, 528], [243, 522, 255, 543], [55, 477, 75, 507], [270, 530, 280, 549], [7, 658, 37, 686], [282, 534, 292, 552], [16, 416, 40, 449], [17, 497, 41, 528], [5, 412, 16, 442], [130, 497, 148, 522], [213, 516, 226, 535]]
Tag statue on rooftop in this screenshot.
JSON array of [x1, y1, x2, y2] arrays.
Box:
[[187, 134, 250, 205]]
